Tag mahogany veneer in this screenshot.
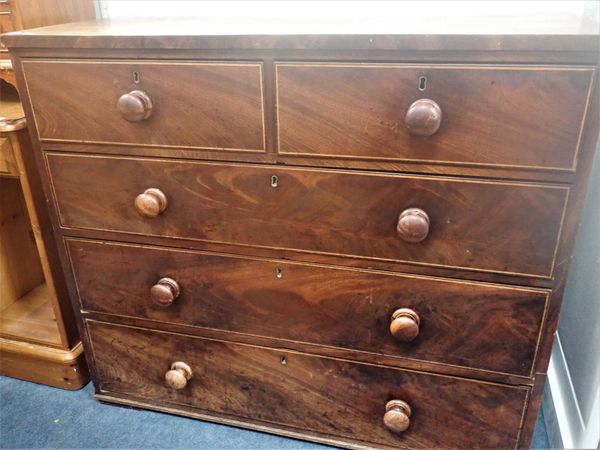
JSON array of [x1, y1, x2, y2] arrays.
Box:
[[46, 153, 567, 278], [3, 18, 599, 449]]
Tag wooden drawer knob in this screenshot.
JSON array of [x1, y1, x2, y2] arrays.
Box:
[[134, 188, 167, 218], [397, 208, 430, 243], [150, 278, 180, 307], [384, 400, 412, 434], [117, 90, 153, 122], [405, 99, 442, 136], [390, 308, 420, 342], [165, 361, 192, 390]]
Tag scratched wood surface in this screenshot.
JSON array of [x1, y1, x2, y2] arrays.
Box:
[[277, 64, 594, 170], [88, 320, 528, 450], [67, 238, 549, 377], [23, 60, 265, 151], [47, 153, 568, 278]]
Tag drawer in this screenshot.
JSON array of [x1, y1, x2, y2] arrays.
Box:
[[0, 136, 17, 176], [49, 154, 568, 278], [88, 320, 528, 449], [69, 239, 548, 377], [276, 63, 594, 171], [22, 60, 265, 152]]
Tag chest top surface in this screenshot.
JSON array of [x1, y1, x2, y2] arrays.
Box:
[[1, 14, 599, 53]]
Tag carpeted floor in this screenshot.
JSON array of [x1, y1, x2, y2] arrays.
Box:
[[0, 376, 550, 449]]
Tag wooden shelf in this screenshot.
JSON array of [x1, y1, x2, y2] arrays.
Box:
[[0, 282, 61, 346]]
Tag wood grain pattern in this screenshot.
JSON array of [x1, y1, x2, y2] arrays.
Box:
[[47, 153, 568, 278], [67, 238, 548, 377], [5, 22, 600, 449], [88, 320, 528, 450], [22, 60, 265, 151], [277, 64, 594, 170]]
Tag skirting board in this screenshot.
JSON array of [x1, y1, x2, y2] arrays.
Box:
[[544, 333, 600, 449]]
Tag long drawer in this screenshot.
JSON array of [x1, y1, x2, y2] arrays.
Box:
[[48, 153, 568, 278], [22, 60, 266, 152], [276, 63, 594, 170], [88, 320, 528, 449], [69, 239, 548, 377]]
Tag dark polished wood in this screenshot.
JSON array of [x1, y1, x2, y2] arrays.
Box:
[[48, 154, 567, 278], [22, 60, 265, 151], [4, 19, 599, 449], [276, 63, 593, 171], [88, 320, 528, 450], [67, 238, 548, 377], [2, 16, 599, 53]]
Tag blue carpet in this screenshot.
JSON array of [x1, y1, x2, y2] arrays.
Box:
[[0, 376, 550, 449]]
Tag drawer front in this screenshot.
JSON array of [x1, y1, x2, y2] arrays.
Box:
[[22, 60, 265, 151], [48, 153, 568, 278], [276, 63, 594, 170], [0, 136, 17, 175], [69, 239, 548, 377], [88, 321, 527, 449]]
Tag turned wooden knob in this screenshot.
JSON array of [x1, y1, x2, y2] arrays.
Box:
[[117, 90, 153, 122], [383, 400, 412, 434], [397, 208, 430, 243], [165, 361, 192, 390], [390, 308, 420, 342], [405, 99, 442, 136], [134, 188, 167, 218], [150, 278, 180, 306]]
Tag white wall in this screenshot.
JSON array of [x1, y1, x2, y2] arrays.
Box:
[[98, 1, 595, 23], [547, 140, 600, 449]]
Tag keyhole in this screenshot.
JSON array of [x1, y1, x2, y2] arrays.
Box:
[[276, 267, 283, 279], [133, 71, 141, 84], [280, 356, 287, 365], [270, 175, 278, 188], [418, 76, 427, 91]]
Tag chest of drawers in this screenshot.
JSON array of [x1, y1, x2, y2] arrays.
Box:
[[3, 19, 599, 449]]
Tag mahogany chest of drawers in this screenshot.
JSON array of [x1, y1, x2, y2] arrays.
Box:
[[3, 19, 599, 449]]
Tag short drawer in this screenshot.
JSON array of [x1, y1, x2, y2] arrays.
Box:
[[48, 153, 568, 278], [276, 63, 594, 171], [22, 60, 265, 152], [88, 321, 528, 449], [69, 239, 548, 377]]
